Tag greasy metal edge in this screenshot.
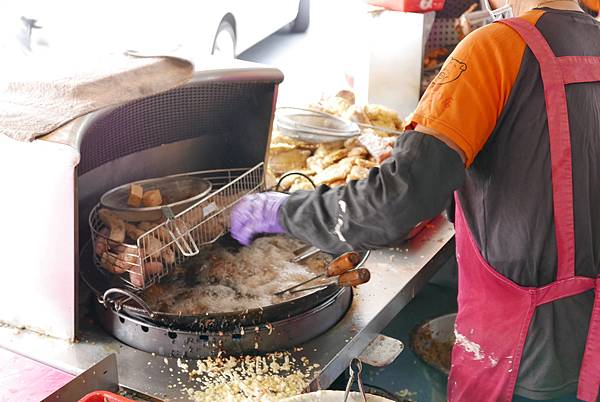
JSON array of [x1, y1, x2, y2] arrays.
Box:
[[94, 287, 352, 358], [308, 235, 456, 390]]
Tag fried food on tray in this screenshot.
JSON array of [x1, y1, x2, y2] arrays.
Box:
[[348, 146, 369, 158], [270, 130, 317, 151], [363, 104, 404, 131], [289, 179, 316, 193], [347, 165, 370, 182], [342, 104, 371, 125], [321, 148, 349, 167], [313, 158, 354, 185], [310, 96, 353, 116], [268, 146, 312, 175], [276, 170, 315, 191], [314, 141, 346, 157], [268, 91, 409, 193]]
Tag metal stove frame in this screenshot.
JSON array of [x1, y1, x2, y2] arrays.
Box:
[[0, 215, 454, 400]]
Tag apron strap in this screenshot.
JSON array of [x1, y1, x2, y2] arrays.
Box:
[[499, 18, 576, 281], [534, 276, 596, 306], [558, 56, 600, 84], [578, 278, 600, 402], [499, 18, 600, 401]]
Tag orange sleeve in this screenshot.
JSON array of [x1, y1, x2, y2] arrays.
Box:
[[407, 11, 543, 166], [581, 0, 599, 12]]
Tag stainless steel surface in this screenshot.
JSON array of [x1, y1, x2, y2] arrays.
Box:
[[89, 164, 265, 290], [41, 354, 119, 402], [0, 216, 454, 400], [100, 175, 212, 222], [99, 288, 155, 318]]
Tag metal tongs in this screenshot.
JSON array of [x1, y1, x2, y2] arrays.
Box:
[[344, 358, 367, 402], [275, 250, 371, 295]]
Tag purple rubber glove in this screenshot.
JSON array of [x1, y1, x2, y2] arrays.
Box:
[[230, 192, 289, 246]]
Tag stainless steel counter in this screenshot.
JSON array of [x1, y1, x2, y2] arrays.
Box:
[[0, 215, 454, 401]]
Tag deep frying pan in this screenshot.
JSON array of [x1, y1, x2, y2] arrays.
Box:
[[81, 235, 362, 332]]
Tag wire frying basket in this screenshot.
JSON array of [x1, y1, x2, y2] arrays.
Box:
[[89, 163, 265, 290]]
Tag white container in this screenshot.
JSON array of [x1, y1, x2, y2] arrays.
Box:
[[353, 8, 436, 118]]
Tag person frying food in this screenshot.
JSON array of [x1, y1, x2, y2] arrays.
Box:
[[231, 0, 600, 400]]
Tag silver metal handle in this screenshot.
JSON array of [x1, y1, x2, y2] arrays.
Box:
[[162, 206, 199, 257], [344, 358, 367, 402], [99, 288, 155, 318], [292, 246, 320, 263]]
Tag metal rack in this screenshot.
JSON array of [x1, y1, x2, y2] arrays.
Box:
[[89, 163, 265, 290]]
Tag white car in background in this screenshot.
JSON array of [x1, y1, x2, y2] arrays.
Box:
[[2, 0, 310, 60]]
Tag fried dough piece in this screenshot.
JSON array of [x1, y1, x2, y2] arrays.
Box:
[[124, 223, 165, 262], [344, 137, 362, 149], [329, 180, 346, 187], [129, 261, 164, 288], [314, 141, 346, 157], [355, 158, 379, 169], [289, 179, 317, 193], [307, 155, 326, 173], [347, 165, 371, 181], [348, 147, 369, 157], [137, 221, 176, 265], [100, 252, 128, 274], [275, 169, 315, 191], [313, 159, 354, 185], [311, 96, 352, 116], [142, 189, 163, 207], [268, 148, 311, 175], [128, 184, 144, 207], [364, 104, 403, 131], [98, 209, 126, 243], [342, 104, 371, 125], [321, 148, 349, 167], [270, 130, 318, 150]]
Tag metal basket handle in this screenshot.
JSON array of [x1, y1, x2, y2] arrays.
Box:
[[161, 206, 199, 257], [98, 288, 155, 318]]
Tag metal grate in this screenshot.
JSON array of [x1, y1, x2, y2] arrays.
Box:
[[78, 81, 275, 175], [426, 0, 482, 50], [89, 164, 265, 290]]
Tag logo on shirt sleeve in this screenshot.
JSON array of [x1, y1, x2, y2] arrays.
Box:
[[432, 58, 467, 85]]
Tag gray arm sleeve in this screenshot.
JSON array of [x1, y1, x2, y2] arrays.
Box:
[[278, 131, 465, 254]]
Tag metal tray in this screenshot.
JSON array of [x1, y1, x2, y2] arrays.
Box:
[[276, 107, 360, 143]]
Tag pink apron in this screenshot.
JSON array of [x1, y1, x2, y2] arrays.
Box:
[[448, 18, 600, 402]]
